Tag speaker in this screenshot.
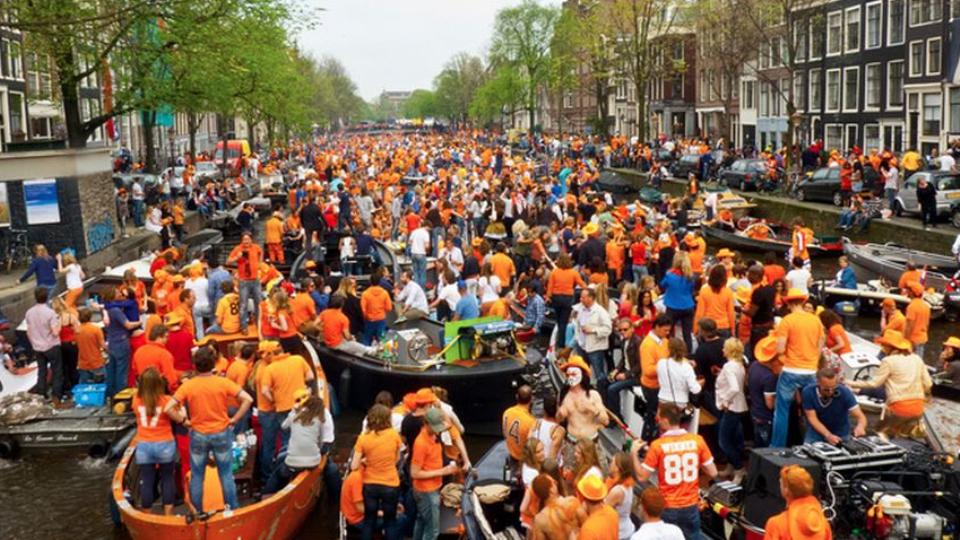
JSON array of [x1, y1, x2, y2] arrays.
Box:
[[741, 448, 822, 528]]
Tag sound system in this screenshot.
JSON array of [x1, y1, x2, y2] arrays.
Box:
[[741, 447, 822, 528]]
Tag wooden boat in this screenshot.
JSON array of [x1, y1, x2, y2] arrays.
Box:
[[112, 442, 325, 540], [311, 317, 540, 422], [702, 222, 842, 257], [0, 402, 134, 458], [811, 279, 945, 318], [842, 237, 958, 290]]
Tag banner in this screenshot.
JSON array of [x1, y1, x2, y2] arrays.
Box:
[[23, 179, 60, 225], [0, 183, 9, 227]]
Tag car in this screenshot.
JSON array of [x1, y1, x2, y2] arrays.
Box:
[[895, 171, 960, 218], [193, 161, 223, 182], [719, 159, 770, 191], [670, 154, 701, 179], [795, 167, 842, 206]]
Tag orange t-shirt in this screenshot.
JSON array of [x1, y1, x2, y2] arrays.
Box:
[[489, 253, 516, 287], [355, 428, 403, 487], [640, 334, 670, 388], [546, 268, 586, 297], [275, 310, 298, 339], [360, 286, 393, 322], [133, 342, 179, 390], [340, 469, 365, 525], [215, 293, 241, 334], [694, 285, 736, 331], [764, 496, 833, 540], [827, 324, 852, 355], [885, 309, 906, 333], [225, 359, 252, 389], [905, 298, 930, 345], [172, 375, 243, 434], [173, 303, 195, 341], [606, 242, 625, 275], [319, 308, 350, 347], [774, 311, 824, 371], [763, 264, 786, 286], [488, 298, 510, 319], [642, 430, 714, 508], [411, 428, 444, 492], [133, 394, 174, 443], [228, 244, 263, 281], [578, 505, 619, 540], [264, 217, 284, 244], [898, 270, 921, 290], [502, 404, 535, 460], [254, 360, 274, 412], [262, 354, 312, 411], [76, 322, 105, 370], [290, 293, 317, 330]]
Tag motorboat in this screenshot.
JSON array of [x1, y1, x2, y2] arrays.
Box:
[[811, 279, 945, 319], [702, 220, 842, 257], [288, 231, 396, 288], [842, 238, 958, 290]]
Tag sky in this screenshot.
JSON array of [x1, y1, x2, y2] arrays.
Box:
[[299, 0, 562, 101]]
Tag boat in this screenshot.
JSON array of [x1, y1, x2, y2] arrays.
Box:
[[842, 238, 959, 290], [288, 231, 397, 288], [811, 279, 945, 319], [701, 221, 843, 257], [311, 316, 541, 422], [461, 440, 523, 540]]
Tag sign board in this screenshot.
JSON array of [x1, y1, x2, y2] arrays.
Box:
[[0, 182, 9, 227], [23, 178, 60, 225]]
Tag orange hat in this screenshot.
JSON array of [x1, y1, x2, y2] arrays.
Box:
[[783, 288, 808, 303], [715, 248, 735, 259], [414, 388, 437, 405], [188, 264, 203, 278], [258, 340, 282, 354], [576, 475, 608, 502], [582, 222, 599, 236], [471, 237, 483, 247], [684, 232, 696, 245], [164, 311, 185, 327], [874, 329, 912, 351], [305, 260, 317, 269], [293, 388, 310, 408], [943, 336, 960, 349], [560, 355, 592, 378], [754, 335, 779, 363], [402, 392, 418, 411], [906, 281, 924, 297], [154, 269, 169, 281], [881, 297, 897, 309]]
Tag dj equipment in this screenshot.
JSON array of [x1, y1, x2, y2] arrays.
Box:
[[741, 447, 822, 528], [795, 436, 906, 473], [472, 320, 517, 335]]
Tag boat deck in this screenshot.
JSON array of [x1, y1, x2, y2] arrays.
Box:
[[0, 406, 134, 447]]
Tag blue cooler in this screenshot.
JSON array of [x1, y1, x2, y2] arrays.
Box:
[[73, 383, 107, 407]]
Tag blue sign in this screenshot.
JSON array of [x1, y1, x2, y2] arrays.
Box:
[[23, 178, 60, 225]]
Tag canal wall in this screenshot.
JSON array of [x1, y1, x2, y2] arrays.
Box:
[[610, 168, 957, 254]]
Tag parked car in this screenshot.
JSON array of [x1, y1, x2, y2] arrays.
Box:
[[895, 171, 960, 218], [795, 167, 842, 206], [670, 154, 701, 179], [719, 159, 771, 191], [193, 161, 223, 182]]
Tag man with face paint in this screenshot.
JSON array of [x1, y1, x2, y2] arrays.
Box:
[[556, 356, 609, 472]]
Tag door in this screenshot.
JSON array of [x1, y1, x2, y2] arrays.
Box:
[[909, 113, 919, 150], [900, 173, 919, 212]]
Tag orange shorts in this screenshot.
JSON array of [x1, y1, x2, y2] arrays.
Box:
[[888, 399, 925, 418]]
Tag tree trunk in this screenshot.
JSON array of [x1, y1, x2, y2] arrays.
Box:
[[528, 85, 536, 134], [218, 114, 230, 179], [246, 116, 255, 146], [56, 49, 86, 149], [266, 118, 275, 148], [188, 112, 198, 165], [143, 111, 157, 173]]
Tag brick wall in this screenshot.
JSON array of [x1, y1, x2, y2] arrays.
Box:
[[77, 171, 117, 256]]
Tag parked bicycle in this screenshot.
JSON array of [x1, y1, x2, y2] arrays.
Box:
[[2, 228, 32, 273]]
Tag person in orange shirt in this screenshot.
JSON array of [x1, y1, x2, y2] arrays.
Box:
[[165, 347, 253, 513], [904, 281, 930, 357], [694, 265, 736, 336], [224, 342, 256, 434], [318, 295, 377, 355], [171, 289, 196, 341], [410, 407, 461, 539], [172, 199, 185, 241], [262, 351, 314, 446], [360, 268, 393, 345], [76, 308, 106, 383], [290, 279, 319, 331], [227, 232, 263, 334], [264, 211, 285, 263], [605, 230, 626, 282], [350, 404, 404, 539], [209, 281, 241, 335], [576, 475, 618, 540], [545, 255, 586, 348], [898, 262, 922, 290], [489, 243, 517, 288], [790, 219, 813, 268], [340, 468, 365, 532], [683, 232, 706, 276], [771, 288, 824, 447], [762, 252, 786, 286], [502, 385, 536, 464], [132, 368, 178, 515], [881, 297, 906, 333], [638, 316, 672, 442], [820, 309, 852, 355], [763, 465, 832, 540], [265, 289, 300, 352], [132, 324, 180, 390], [634, 403, 717, 538]]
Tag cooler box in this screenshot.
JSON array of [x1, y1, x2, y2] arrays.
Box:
[[73, 383, 107, 408]]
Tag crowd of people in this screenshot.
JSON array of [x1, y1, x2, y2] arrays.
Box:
[[14, 128, 960, 539]]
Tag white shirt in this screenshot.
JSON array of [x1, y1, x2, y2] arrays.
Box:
[[64, 263, 83, 290], [656, 358, 701, 405], [715, 360, 749, 413], [940, 154, 956, 172], [340, 237, 356, 259], [185, 277, 210, 310], [630, 521, 685, 540], [409, 227, 430, 256], [885, 167, 900, 190], [436, 283, 461, 311], [132, 182, 145, 200], [478, 275, 501, 304], [785, 268, 811, 293], [398, 281, 429, 313]]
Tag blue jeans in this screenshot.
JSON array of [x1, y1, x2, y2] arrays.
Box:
[[362, 319, 387, 345], [771, 371, 815, 447], [362, 483, 400, 540], [411, 254, 427, 288], [412, 489, 440, 540], [188, 428, 239, 512], [582, 349, 608, 387], [719, 411, 747, 469], [106, 340, 131, 401], [430, 227, 444, 257], [662, 505, 701, 540], [132, 199, 145, 227], [135, 439, 177, 464], [238, 279, 261, 332], [885, 188, 897, 210], [193, 305, 209, 341], [632, 264, 648, 284], [259, 410, 281, 482], [838, 210, 855, 228], [78, 367, 105, 384]]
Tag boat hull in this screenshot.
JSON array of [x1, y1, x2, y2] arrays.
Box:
[[702, 224, 840, 257], [113, 443, 324, 540], [843, 238, 956, 290], [0, 405, 134, 457]]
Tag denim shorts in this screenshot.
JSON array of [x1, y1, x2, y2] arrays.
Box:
[[135, 439, 177, 465]]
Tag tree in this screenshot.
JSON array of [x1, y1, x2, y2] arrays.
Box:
[[469, 68, 525, 127], [546, 8, 586, 135], [488, 0, 560, 132], [403, 89, 439, 119], [433, 52, 487, 126]]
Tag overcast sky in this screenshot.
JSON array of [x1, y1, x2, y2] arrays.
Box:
[[299, 0, 562, 101]]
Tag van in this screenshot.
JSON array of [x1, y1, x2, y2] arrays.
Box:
[[214, 139, 251, 174]]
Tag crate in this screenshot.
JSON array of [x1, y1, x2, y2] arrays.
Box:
[[72, 383, 107, 408]]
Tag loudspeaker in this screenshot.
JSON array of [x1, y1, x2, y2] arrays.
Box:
[[741, 448, 822, 528]]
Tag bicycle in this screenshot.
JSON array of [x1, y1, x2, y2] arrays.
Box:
[[3, 228, 32, 274]]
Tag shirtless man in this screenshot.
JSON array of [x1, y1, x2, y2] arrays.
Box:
[[556, 355, 609, 472], [530, 474, 585, 540]]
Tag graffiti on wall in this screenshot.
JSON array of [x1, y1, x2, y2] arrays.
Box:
[[86, 216, 115, 254]]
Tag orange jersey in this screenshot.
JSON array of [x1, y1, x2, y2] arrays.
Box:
[[502, 404, 535, 461], [642, 430, 714, 508]]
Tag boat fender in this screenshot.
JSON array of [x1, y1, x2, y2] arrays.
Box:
[[0, 437, 18, 459], [88, 440, 110, 459], [338, 368, 351, 410]]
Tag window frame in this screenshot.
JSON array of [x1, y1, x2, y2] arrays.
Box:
[[843, 66, 860, 112], [926, 37, 941, 76], [809, 17, 823, 60], [864, 123, 881, 150], [793, 73, 806, 113], [949, 87, 960, 133], [825, 123, 844, 151], [909, 40, 924, 76], [865, 62, 882, 111], [888, 60, 905, 109], [922, 92, 941, 136], [809, 68, 822, 112], [826, 68, 841, 113], [827, 10, 843, 57], [888, 0, 906, 45], [865, 1, 883, 49], [845, 124, 859, 149], [845, 6, 862, 54]]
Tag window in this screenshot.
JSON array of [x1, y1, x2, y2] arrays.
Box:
[[866, 2, 882, 48], [616, 78, 627, 100], [743, 80, 756, 109], [844, 67, 859, 111], [888, 60, 905, 107], [809, 69, 822, 112], [889, 0, 906, 44], [825, 124, 843, 150], [952, 88, 960, 133], [9, 92, 23, 138], [927, 38, 941, 75], [772, 79, 781, 116], [910, 0, 941, 25], [846, 125, 858, 149], [827, 11, 843, 55], [845, 7, 861, 53], [760, 82, 769, 116], [923, 93, 941, 136], [780, 77, 790, 115], [794, 74, 806, 112], [826, 69, 841, 112], [0, 39, 8, 78], [909, 41, 924, 76], [700, 70, 707, 101], [25, 53, 52, 101], [864, 124, 881, 150], [954, 0, 960, 18], [31, 117, 52, 139], [8, 40, 21, 79], [795, 21, 807, 61], [760, 42, 770, 69], [865, 63, 882, 109], [563, 92, 573, 109], [810, 19, 824, 59]]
